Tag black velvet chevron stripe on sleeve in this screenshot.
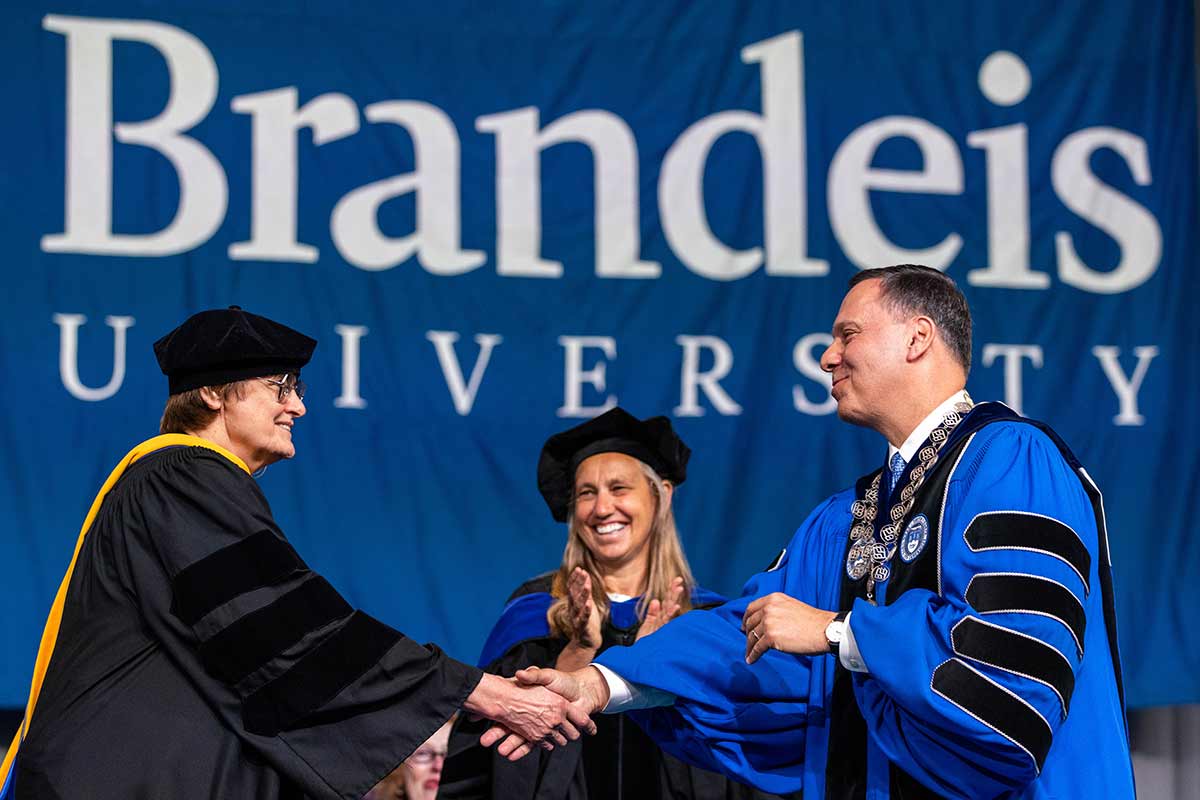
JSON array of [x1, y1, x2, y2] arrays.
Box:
[[198, 575, 352, 684], [170, 529, 304, 626], [932, 658, 1054, 771], [241, 611, 402, 737], [966, 573, 1086, 657], [951, 616, 1076, 719], [963, 512, 1091, 593]]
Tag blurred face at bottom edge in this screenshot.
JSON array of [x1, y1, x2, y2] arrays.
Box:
[[363, 719, 452, 800]]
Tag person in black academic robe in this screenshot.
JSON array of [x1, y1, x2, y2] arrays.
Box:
[[440, 408, 798, 800], [15, 443, 480, 800], [2, 308, 591, 800]]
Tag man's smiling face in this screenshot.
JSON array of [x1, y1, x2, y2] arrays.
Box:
[[820, 279, 913, 432]]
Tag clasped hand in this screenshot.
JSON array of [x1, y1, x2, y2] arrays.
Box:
[[481, 573, 685, 761], [465, 672, 597, 762], [741, 592, 837, 664], [479, 666, 609, 761]]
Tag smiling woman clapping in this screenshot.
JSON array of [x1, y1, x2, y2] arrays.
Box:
[[440, 408, 794, 800]]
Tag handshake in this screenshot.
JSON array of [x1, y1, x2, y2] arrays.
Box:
[[461, 666, 610, 761], [458, 590, 836, 761]]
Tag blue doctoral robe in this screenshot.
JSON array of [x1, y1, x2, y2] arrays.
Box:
[[597, 406, 1134, 799]]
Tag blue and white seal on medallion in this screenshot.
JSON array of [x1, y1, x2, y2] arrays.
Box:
[[899, 514, 930, 563]]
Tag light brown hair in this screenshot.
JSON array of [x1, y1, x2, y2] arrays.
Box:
[[159, 382, 243, 435]]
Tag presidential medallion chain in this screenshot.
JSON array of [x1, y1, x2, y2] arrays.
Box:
[[845, 397, 974, 603]]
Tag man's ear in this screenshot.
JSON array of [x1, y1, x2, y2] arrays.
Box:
[[198, 386, 224, 412], [907, 316, 937, 361]]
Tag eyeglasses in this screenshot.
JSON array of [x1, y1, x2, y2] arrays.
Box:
[[407, 748, 447, 765], [260, 376, 306, 404]]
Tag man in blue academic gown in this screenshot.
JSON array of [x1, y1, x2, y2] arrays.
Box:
[[497, 266, 1135, 799]]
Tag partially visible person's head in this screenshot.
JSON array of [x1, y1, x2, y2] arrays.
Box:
[[537, 408, 697, 633], [154, 307, 316, 471], [363, 719, 453, 800], [820, 265, 971, 439]]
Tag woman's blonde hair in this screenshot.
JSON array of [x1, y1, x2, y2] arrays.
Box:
[[547, 460, 696, 638]]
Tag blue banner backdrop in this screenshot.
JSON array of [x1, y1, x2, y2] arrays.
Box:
[[0, 1, 1195, 708]]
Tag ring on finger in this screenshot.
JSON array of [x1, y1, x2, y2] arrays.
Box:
[[751, 628, 762, 641]]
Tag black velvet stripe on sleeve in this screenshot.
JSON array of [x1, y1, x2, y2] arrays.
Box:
[[932, 658, 1053, 772], [171, 529, 304, 626], [951, 617, 1076, 719], [241, 611, 402, 737], [963, 512, 1091, 594], [965, 573, 1086, 657], [198, 576, 352, 684]]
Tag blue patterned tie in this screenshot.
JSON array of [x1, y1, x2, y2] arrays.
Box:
[[888, 451, 907, 494]]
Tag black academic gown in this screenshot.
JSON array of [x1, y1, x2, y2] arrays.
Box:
[[439, 574, 798, 800], [13, 445, 481, 800]]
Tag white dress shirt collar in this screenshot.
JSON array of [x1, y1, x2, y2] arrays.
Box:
[[887, 390, 971, 464]]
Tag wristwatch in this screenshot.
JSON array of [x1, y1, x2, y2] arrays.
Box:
[[825, 611, 849, 655]]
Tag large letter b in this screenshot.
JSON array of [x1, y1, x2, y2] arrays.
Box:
[[42, 15, 227, 257]]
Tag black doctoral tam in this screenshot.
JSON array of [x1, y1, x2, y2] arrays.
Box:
[[154, 306, 317, 394], [537, 407, 691, 522]]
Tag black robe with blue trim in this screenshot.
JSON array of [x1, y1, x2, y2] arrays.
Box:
[[439, 573, 799, 800], [12, 445, 481, 800]]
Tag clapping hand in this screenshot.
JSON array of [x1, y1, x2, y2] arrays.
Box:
[[555, 568, 604, 672], [567, 567, 602, 649], [635, 576, 685, 641]]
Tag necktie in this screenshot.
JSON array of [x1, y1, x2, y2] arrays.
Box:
[[888, 451, 907, 494]]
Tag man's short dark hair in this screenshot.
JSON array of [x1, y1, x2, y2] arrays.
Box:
[[848, 264, 973, 373]]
